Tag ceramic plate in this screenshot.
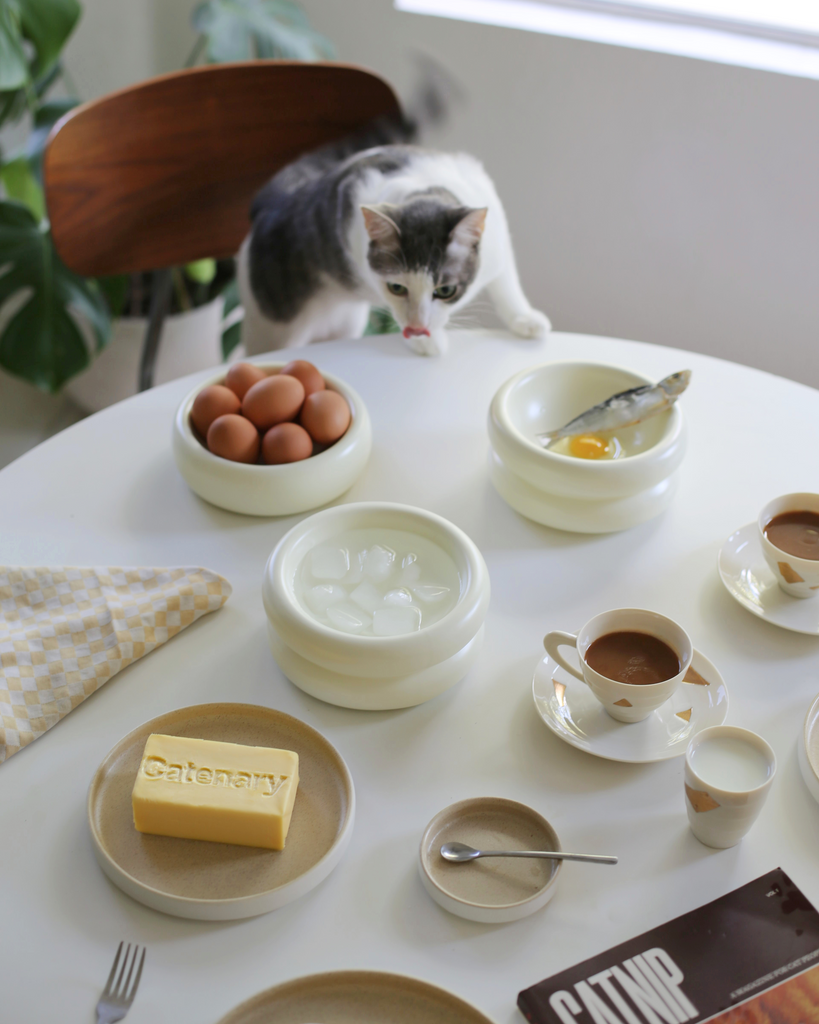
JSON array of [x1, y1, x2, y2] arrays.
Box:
[[532, 649, 728, 763], [216, 971, 495, 1024], [798, 692, 819, 807], [418, 797, 562, 923], [87, 703, 355, 920], [719, 523, 819, 635]]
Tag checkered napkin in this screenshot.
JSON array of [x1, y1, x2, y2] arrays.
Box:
[[0, 566, 232, 765]]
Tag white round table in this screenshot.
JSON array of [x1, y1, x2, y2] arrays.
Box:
[[1, 330, 817, 1024]]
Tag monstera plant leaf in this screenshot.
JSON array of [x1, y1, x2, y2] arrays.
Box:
[[0, 0, 80, 129], [192, 0, 335, 63], [0, 201, 111, 392]]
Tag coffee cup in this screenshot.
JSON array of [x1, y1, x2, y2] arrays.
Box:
[[758, 493, 819, 598], [543, 608, 693, 723], [684, 725, 776, 848]]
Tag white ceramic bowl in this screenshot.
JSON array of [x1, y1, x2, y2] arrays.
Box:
[[262, 502, 490, 710], [758, 493, 819, 598], [418, 797, 562, 923], [172, 360, 372, 516], [798, 692, 819, 808], [487, 361, 687, 532]]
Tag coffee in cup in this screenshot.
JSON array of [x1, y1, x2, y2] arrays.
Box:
[[758, 493, 819, 598], [543, 608, 693, 723]]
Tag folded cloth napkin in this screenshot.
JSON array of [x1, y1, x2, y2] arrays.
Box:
[[0, 566, 232, 765]]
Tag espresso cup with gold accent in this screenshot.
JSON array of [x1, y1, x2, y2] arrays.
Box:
[[759, 493, 819, 598], [543, 608, 693, 723]]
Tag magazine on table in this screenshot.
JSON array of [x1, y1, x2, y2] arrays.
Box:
[[518, 868, 819, 1024]]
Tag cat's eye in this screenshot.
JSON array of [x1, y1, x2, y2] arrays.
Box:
[[386, 282, 408, 297], [433, 284, 457, 300]]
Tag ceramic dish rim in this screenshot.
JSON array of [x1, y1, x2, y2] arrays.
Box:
[[492, 360, 684, 468], [418, 796, 563, 911], [214, 968, 497, 1024], [174, 359, 369, 476], [532, 647, 729, 763], [263, 501, 490, 657], [86, 701, 356, 909], [803, 693, 819, 787]]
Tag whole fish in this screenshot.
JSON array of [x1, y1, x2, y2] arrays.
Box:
[[538, 370, 691, 446]]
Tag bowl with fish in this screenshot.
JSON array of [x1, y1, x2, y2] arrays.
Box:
[[487, 361, 689, 532], [172, 359, 372, 516], [262, 502, 490, 710]]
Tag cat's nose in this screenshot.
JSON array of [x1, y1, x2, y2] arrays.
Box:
[[403, 326, 430, 338]]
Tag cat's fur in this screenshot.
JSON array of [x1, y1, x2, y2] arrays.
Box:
[[239, 132, 549, 357]]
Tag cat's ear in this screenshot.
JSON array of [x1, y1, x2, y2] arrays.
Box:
[[361, 205, 401, 247], [451, 207, 488, 248]]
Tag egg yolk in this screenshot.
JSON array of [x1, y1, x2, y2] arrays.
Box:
[[569, 434, 611, 459]]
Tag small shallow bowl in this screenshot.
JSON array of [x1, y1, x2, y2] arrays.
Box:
[[262, 502, 490, 710], [758, 493, 819, 598], [798, 692, 819, 808], [418, 797, 562, 923], [487, 361, 687, 532], [172, 360, 372, 516]]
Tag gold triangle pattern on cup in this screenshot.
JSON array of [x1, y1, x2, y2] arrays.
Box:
[[684, 666, 709, 686], [613, 698, 632, 707], [778, 561, 805, 584], [685, 784, 720, 813], [676, 708, 692, 722], [552, 679, 567, 707]]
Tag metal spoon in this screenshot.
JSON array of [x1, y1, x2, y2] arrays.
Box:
[[440, 842, 618, 865]]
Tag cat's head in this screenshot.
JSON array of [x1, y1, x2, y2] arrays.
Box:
[[360, 197, 487, 340]]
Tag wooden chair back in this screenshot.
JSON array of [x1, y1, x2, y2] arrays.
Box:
[[44, 62, 402, 277]]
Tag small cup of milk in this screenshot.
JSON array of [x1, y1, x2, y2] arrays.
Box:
[[684, 726, 776, 849]]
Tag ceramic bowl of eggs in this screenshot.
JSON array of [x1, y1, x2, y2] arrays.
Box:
[[172, 359, 372, 516], [487, 361, 688, 533], [262, 502, 490, 710]]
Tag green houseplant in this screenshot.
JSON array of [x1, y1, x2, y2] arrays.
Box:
[[0, 0, 335, 396]]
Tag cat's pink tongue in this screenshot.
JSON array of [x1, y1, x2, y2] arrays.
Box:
[[403, 326, 430, 339]]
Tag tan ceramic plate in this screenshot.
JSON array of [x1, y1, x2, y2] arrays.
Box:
[[216, 970, 495, 1024], [87, 703, 355, 920], [419, 797, 562, 923]]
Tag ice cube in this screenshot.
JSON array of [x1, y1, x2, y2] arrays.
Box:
[[350, 582, 383, 614], [384, 588, 413, 606], [304, 584, 347, 615], [399, 556, 421, 585], [344, 549, 366, 585], [363, 545, 395, 583], [412, 584, 450, 603], [310, 546, 349, 580], [372, 606, 422, 636], [327, 602, 372, 634]]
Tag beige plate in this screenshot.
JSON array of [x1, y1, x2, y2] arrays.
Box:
[[87, 703, 355, 920], [216, 970, 495, 1024], [418, 797, 562, 923]]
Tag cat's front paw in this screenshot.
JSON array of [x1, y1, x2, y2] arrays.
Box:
[[401, 330, 448, 357], [509, 310, 551, 339]]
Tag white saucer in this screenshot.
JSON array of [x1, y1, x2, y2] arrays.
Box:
[[798, 692, 819, 808], [532, 649, 729, 763], [719, 523, 819, 635]]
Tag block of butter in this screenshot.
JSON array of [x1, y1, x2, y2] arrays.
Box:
[[132, 733, 299, 850]]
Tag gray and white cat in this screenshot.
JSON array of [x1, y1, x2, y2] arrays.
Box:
[[238, 137, 550, 357]]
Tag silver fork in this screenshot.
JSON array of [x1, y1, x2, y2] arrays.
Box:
[[95, 942, 146, 1024]]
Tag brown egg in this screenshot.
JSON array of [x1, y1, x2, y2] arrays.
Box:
[[280, 359, 325, 398], [224, 362, 267, 400], [242, 374, 305, 431], [207, 414, 260, 464], [300, 390, 351, 444], [190, 384, 241, 437], [261, 422, 314, 465]]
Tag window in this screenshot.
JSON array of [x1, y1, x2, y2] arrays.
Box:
[[396, 0, 819, 79]]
